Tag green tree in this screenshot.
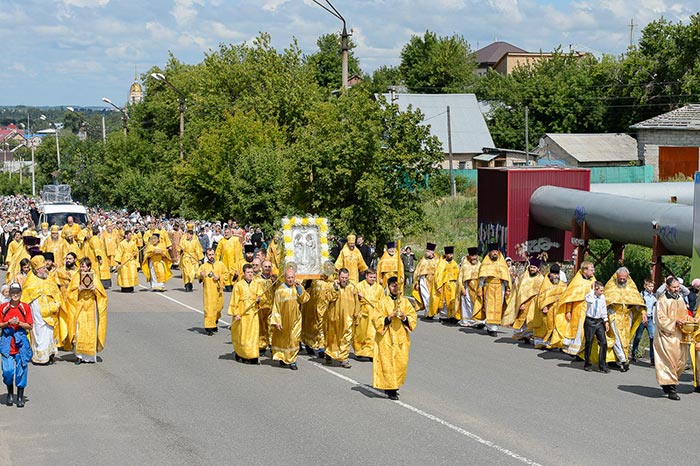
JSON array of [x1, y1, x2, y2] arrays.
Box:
[[306, 32, 362, 89], [288, 89, 443, 242], [399, 31, 477, 93]]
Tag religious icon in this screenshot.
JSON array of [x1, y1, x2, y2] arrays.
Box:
[[282, 216, 330, 279]]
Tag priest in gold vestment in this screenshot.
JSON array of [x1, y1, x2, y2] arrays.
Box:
[[354, 269, 384, 360], [654, 277, 690, 400], [199, 248, 227, 336], [215, 227, 243, 292], [533, 264, 566, 349], [334, 234, 368, 283], [229, 264, 261, 362], [324, 268, 358, 368], [301, 274, 332, 357], [66, 257, 108, 364], [477, 243, 511, 336], [179, 224, 203, 292], [115, 230, 139, 293], [598, 268, 646, 371], [430, 246, 460, 322], [411, 242, 437, 314], [372, 276, 417, 401], [553, 261, 595, 355], [142, 234, 173, 292], [457, 247, 482, 327], [270, 267, 310, 370], [505, 257, 544, 341], [24, 256, 63, 365], [376, 241, 404, 288]]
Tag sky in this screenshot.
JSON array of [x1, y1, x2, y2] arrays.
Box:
[[0, 0, 697, 107]]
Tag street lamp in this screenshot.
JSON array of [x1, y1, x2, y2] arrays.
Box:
[[151, 72, 185, 159], [102, 97, 129, 137], [66, 106, 88, 141], [312, 0, 351, 89]]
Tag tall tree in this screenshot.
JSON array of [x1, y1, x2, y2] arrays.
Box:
[[399, 31, 477, 93], [306, 32, 362, 89]]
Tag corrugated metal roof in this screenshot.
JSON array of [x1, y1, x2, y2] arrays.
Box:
[[473, 153, 499, 161], [382, 93, 494, 154], [541, 133, 638, 163], [630, 104, 700, 130]]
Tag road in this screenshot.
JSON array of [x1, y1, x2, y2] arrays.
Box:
[[1, 271, 696, 466]]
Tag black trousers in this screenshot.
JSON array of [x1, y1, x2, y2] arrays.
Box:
[[584, 317, 607, 368]]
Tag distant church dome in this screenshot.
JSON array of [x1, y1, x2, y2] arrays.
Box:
[[128, 68, 144, 104]]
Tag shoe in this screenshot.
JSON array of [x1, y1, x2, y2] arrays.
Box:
[[48, 354, 55, 365], [206, 329, 214, 336], [584, 364, 592, 372], [234, 353, 241, 362], [601, 366, 610, 373], [15, 388, 24, 408], [662, 385, 671, 394], [386, 390, 399, 400], [290, 363, 298, 371], [5, 385, 13, 406], [522, 337, 531, 345], [324, 355, 332, 365], [259, 349, 267, 357], [340, 360, 352, 369], [487, 330, 498, 337], [75, 358, 83, 365], [213, 327, 218, 333], [423, 315, 434, 320], [317, 350, 325, 359], [630, 355, 638, 362], [305, 346, 315, 356], [279, 361, 287, 367], [668, 391, 680, 401], [621, 362, 630, 372]]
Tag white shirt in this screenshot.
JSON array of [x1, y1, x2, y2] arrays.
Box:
[[585, 291, 608, 321]]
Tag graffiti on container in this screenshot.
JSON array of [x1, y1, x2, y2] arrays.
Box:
[[574, 206, 586, 226], [515, 237, 561, 259], [658, 225, 678, 244], [478, 222, 507, 253]]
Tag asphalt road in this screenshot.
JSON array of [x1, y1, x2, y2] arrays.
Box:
[[1, 271, 696, 466]]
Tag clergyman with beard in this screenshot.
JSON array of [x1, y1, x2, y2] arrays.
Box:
[[532, 264, 567, 349]]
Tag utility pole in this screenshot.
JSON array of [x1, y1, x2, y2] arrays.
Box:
[[447, 106, 456, 197], [312, 0, 350, 90], [524, 106, 529, 165], [629, 18, 637, 48], [102, 115, 106, 144]]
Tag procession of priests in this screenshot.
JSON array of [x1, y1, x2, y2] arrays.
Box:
[[4, 194, 698, 405]]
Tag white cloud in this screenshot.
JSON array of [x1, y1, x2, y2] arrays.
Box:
[[63, 0, 110, 6], [171, 0, 205, 26], [262, 0, 290, 12]]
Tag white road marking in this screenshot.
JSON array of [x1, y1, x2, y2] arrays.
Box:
[[310, 361, 544, 466], [138, 285, 231, 325], [154, 285, 543, 466]]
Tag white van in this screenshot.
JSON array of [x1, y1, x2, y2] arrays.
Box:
[[39, 203, 89, 228]]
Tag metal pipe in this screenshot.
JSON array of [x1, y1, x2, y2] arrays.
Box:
[[530, 186, 692, 256], [590, 182, 693, 205]]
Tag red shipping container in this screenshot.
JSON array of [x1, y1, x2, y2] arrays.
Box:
[[477, 167, 590, 262]]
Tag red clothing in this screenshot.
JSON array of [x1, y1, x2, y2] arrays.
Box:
[[1, 302, 33, 355]]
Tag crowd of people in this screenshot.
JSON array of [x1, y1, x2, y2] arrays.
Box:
[[3, 193, 700, 408]]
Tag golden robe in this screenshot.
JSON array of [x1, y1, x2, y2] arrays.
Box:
[[23, 271, 64, 363], [596, 275, 646, 363], [478, 253, 511, 325], [654, 293, 689, 386], [65, 271, 108, 358], [334, 244, 368, 283], [267, 240, 283, 269], [376, 251, 404, 288], [115, 238, 139, 288], [457, 258, 482, 320], [61, 223, 82, 242], [255, 274, 278, 350], [215, 237, 243, 286], [301, 279, 332, 350], [53, 265, 77, 348], [41, 236, 67, 268], [198, 260, 227, 328], [270, 283, 310, 364], [179, 236, 203, 286], [83, 235, 111, 281], [552, 270, 595, 354], [64, 239, 82, 261], [354, 279, 384, 357], [372, 294, 417, 390], [325, 283, 359, 361], [504, 271, 544, 330], [5, 238, 22, 268], [534, 277, 567, 348], [142, 243, 173, 287], [6, 247, 29, 283], [411, 256, 437, 311], [229, 278, 260, 359], [428, 258, 460, 319], [101, 229, 121, 267]]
